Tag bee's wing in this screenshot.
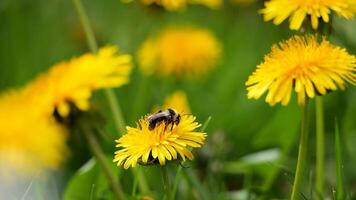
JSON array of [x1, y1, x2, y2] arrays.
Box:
[[146, 111, 169, 121], [146, 114, 155, 121]]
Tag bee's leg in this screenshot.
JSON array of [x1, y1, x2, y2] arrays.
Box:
[[170, 122, 174, 131], [164, 121, 168, 131], [148, 123, 155, 131]]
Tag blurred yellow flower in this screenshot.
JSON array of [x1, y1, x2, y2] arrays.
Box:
[[113, 115, 206, 169], [0, 45, 132, 176], [141, 0, 186, 11], [261, 0, 356, 30], [0, 90, 69, 177], [246, 35, 356, 106], [139, 0, 221, 11], [190, 0, 221, 9], [28, 46, 132, 117], [140, 196, 154, 200], [138, 26, 221, 78], [231, 0, 256, 6], [162, 91, 191, 114]]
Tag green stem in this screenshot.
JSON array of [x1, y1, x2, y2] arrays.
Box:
[[161, 166, 171, 200], [335, 120, 345, 200], [131, 169, 138, 197], [315, 97, 325, 199], [71, 0, 150, 194], [171, 166, 182, 200], [291, 101, 309, 200], [136, 168, 150, 194], [72, 0, 126, 135], [72, 0, 98, 52], [81, 124, 126, 200], [104, 89, 126, 134], [131, 167, 150, 196]]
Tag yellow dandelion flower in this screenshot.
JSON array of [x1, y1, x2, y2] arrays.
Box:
[[162, 90, 191, 114], [190, 0, 222, 9], [138, 26, 221, 77], [140, 0, 187, 11], [0, 90, 69, 177], [246, 35, 356, 106], [261, 0, 356, 30], [28, 45, 132, 117], [113, 115, 206, 169], [140, 196, 154, 200]]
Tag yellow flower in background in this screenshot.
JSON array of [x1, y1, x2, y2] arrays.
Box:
[[231, 0, 257, 6], [113, 115, 206, 169], [246, 35, 356, 106], [0, 45, 132, 176], [0, 90, 69, 177], [190, 0, 221, 9], [141, 0, 186, 11], [139, 0, 221, 11], [261, 0, 356, 30], [162, 91, 191, 114], [28, 46, 132, 117], [138, 26, 221, 78]]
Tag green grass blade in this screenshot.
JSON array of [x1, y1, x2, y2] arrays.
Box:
[[200, 116, 212, 132], [315, 96, 325, 199], [335, 119, 345, 200]]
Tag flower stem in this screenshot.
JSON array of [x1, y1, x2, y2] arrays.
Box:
[[335, 119, 345, 200], [104, 89, 126, 134], [315, 96, 325, 199], [131, 169, 139, 197], [136, 168, 150, 194], [72, 0, 126, 135], [291, 101, 309, 200], [80, 124, 126, 200], [161, 166, 171, 200], [171, 166, 182, 200], [72, 0, 98, 52]]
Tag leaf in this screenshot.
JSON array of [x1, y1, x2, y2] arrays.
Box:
[[64, 157, 119, 200], [200, 116, 212, 132], [219, 148, 281, 175]]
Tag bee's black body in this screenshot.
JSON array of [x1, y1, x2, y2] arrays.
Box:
[[147, 108, 181, 131]]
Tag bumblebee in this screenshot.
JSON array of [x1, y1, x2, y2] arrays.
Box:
[[146, 108, 181, 131]]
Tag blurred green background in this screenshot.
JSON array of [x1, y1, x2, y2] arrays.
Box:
[[1, 0, 356, 199]]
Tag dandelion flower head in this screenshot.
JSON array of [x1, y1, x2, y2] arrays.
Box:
[[113, 113, 206, 169], [138, 26, 221, 78], [28, 46, 132, 117], [261, 0, 356, 30], [189, 0, 222, 9], [246, 35, 356, 106], [0, 90, 69, 177], [140, 0, 187, 11]]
